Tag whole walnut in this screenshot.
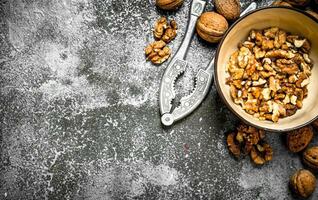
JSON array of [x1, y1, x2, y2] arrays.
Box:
[[214, 0, 240, 20], [303, 146, 318, 171], [156, 0, 183, 10], [284, 0, 311, 6], [286, 126, 313, 153], [290, 169, 316, 199], [196, 12, 228, 43]]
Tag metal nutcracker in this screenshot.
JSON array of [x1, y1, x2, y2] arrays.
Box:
[[159, 1, 257, 126]]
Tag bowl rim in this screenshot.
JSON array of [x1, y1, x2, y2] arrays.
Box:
[[213, 6, 318, 132]]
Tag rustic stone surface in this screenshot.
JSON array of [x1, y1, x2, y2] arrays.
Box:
[[1, 0, 318, 199]]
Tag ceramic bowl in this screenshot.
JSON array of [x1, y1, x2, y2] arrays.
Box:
[[214, 7, 318, 132]]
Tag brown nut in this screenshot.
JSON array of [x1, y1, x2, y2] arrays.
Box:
[[250, 143, 273, 165], [196, 12, 228, 43], [214, 0, 240, 21], [285, 0, 311, 6], [290, 169, 316, 199], [227, 132, 241, 158], [155, 0, 183, 10], [271, 0, 293, 7], [303, 146, 318, 171], [145, 41, 171, 64], [286, 126, 313, 153], [153, 17, 168, 40]]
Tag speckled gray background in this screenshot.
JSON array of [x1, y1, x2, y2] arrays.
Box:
[[1, 0, 318, 199]]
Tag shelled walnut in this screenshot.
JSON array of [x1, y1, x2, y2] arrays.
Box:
[[145, 40, 171, 64], [153, 17, 177, 43], [226, 123, 273, 165], [226, 27, 313, 122], [145, 17, 178, 64]]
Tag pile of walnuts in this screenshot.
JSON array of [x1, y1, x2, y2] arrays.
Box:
[[285, 122, 318, 199], [226, 123, 273, 165], [226, 27, 313, 122], [145, 17, 177, 64]]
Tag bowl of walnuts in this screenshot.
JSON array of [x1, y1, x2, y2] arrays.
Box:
[[214, 7, 318, 132]]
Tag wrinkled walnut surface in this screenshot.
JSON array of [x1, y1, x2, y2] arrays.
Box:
[[286, 126, 313, 153], [290, 169, 316, 199], [226, 124, 272, 165], [303, 146, 318, 171]]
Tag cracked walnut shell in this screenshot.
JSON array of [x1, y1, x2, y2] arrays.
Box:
[[290, 169, 316, 199], [303, 146, 318, 171], [196, 12, 228, 43], [286, 126, 313, 153], [156, 0, 183, 10]]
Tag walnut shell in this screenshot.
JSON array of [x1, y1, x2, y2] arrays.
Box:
[[214, 0, 240, 21], [286, 126, 313, 153], [285, 0, 311, 6], [196, 12, 228, 43], [290, 169, 316, 198], [156, 0, 183, 10], [303, 146, 318, 171]]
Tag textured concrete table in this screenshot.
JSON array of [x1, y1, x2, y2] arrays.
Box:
[[1, 0, 318, 199]]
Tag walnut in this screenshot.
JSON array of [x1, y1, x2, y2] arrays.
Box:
[[153, 17, 168, 40], [250, 143, 273, 165], [153, 17, 177, 43], [227, 132, 241, 158], [214, 0, 240, 21], [274, 30, 287, 48], [196, 12, 228, 43], [265, 49, 294, 59], [156, 0, 184, 10], [146, 17, 178, 65], [286, 126, 313, 153], [145, 41, 171, 64], [303, 146, 318, 171], [226, 124, 272, 165], [290, 169, 316, 199], [253, 46, 265, 59]]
